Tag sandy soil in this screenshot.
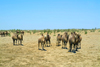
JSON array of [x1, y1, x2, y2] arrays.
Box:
[[0, 30, 100, 67]]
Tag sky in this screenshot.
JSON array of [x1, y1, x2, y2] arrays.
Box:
[[0, 0, 100, 30]]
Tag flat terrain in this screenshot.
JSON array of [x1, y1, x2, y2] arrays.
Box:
[[0, 30, 100, 67]]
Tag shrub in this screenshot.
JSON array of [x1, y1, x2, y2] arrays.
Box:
[[67, 29, 70, 32], [50, 31, 52, 34], [40, 32, 43, 35], [33, 30, 36, 34], [57, 29, 60, 32], [43, 29, 46, 33], [85, 31, 87, 34], [8, 33, 11, 37], [47, 29, 51, 34], [61, 30, 63, 32], [53, 34, 56, 36], [54, 29, 56, 34]]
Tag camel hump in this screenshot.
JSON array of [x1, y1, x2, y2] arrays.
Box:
[[69, 35, 72, 39], [45, 35, 46, 37]]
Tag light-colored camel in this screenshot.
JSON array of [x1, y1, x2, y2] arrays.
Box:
[[12, 34, 18, 45], [38, 34, 45, 50]]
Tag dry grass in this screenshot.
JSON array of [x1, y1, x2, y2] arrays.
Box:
[[0, 29, 100, 67]]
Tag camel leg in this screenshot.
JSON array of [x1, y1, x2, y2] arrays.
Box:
[[73, 44, 75, 52], [79, 42, 81, 49], [38, 42, 40, 50], [19, 40, 21, 45], [41, 43, 44, 50], [4, 34, 5, 37], [15, 39, 17, 45], [64, 41, 66, 48], [65, 42, 67, 48], [47, 40, 48, 47], [57, 40, 59, 46], [80, 42, 81, 49], [20, 40, 23, 46], [74, 43, 78, 51], [20, 40, 22, 45], [18, 40, 19, 45], [43, 43, 44, 50], [13, 39, 15, 45], [49, 40, 51, 46], [62, 41, 64, 48], [68, 43, 72, 52], [45, 40, 47, 47]]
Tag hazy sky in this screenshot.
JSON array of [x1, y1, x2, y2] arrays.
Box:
[[0, 0, 100, 30]]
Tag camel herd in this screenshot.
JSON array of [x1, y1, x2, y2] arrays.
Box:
[[12, 31, 24, 46], [1, 30, 82, 53], [0, 31, 9, 37], [12, 31, 82, 53], [38, 32, 82, 53]]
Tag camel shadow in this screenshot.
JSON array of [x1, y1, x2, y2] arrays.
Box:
[[1, 36, 5, 37], [71, 50, 76, 53], [77, 47, 81, 49], [45, 45, 50, 47], [68, 50, 76, 53], [62, 47, 68, 49], [56, 44, 61, 46], [13, 44, 24, 46], [38, 49, 47, 51]]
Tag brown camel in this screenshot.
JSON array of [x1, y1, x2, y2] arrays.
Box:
[[17, 34, 23, 46], [12, 34, 18, 45], [12, 34, 23, 45], [74, 32, 82, 49], [56, 34, 62, 46], [38, 34, 45, 50], [68, 32, 79, 53], [20, 31, 24, 35], [44, 33, 51, 47], [61, 32, 69, 49]]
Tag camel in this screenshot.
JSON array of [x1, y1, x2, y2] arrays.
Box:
[[12, 34, 18, 45], [44, 33, 51, 47], [61, 32, 69, 49], [38, 34, 45, 50], [68, 32, 79, 53], [74, 32, 82, 49], [12, 34, 23, 46], [17, 34, 23, 45], [56, 34, 62, 46]]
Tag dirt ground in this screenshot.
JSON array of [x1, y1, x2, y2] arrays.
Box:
[[0, 30, 100, 67]]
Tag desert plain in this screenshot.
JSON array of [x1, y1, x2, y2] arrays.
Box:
[[0, 30, 100, 67]]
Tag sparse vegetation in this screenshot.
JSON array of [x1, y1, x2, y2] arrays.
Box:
[[33, 30, 37, 34], [40, 32, 43, 35], [0, 28, 100, 67], [85, 31, 87, 34], [54, 29, 56, 34], [43, 29, 46, 33], [47, 29, 51, 34], [53, 34, 56, 36], [57, 29, 60, 32], [26, 30, 31, 34], [0, 29, 99, 36], [8, 33, 11, 37]]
